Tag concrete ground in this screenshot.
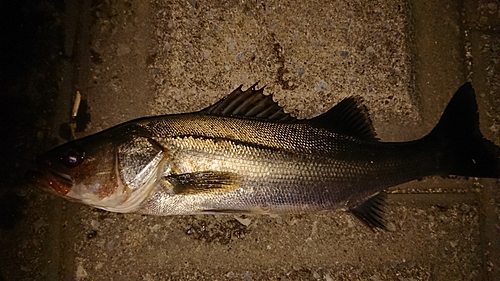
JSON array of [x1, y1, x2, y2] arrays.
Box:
[[0, 0, 499, 280]]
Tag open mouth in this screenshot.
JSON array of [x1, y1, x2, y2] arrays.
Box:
[[26, 164, 74, 196]]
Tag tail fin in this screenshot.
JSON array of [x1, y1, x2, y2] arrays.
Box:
[[425, 82, 500, 178]]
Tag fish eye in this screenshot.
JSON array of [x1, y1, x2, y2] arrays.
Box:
[[60, 147, 85, 168]]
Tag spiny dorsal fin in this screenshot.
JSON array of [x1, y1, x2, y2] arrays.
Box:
[[349, 192, 386, 230], [306, 96, 378, 140], [200, 83, 297, 122], [164, 171, 242, 195]]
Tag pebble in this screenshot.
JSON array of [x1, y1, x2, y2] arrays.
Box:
[[149, 224, 161, 232], [489, 123, 498, 132], [460, 203, 471, 212], [95, 262, 103, 270], [346, 217, 355, 228], [243, 272, 252, 281], [236, 53, 245, 61], [106, 240, 115, 251], [228, 39, 236, 52], [76, 263, 88, 278], [287, 218, 299, 226], [305, 237, 316, 247], [34, 219, 47, 231], [91, 220, 100, 230], [297, 65, 305, 77], [315, 80, 328, 92], [311, 221, 318, 236], [385, 222, 397, 232], [234, 215, 252, 226], [272, 214, 283, 224]]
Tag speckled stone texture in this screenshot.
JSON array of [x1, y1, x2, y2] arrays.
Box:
[[1, 0, 499, 280]]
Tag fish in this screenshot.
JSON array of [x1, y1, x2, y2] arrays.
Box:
[[28, 82, 500, 229]]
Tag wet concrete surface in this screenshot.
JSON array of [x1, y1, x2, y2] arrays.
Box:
[[0, 0, 499, 280]]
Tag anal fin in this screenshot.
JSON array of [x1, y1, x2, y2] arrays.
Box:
[[349, 192, 387, 230]]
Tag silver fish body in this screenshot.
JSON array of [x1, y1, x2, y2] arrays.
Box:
[[29, 83, 500, 228], [136, 114, 435, 216]]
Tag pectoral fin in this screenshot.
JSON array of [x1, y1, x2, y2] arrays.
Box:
[[164, 171, 242, 195]]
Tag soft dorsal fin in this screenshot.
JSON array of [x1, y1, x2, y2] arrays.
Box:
[[306, 96, 378, 140], [200, 83, 297, 122]]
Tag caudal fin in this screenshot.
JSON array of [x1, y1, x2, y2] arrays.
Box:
[[425, 83, 500, 178]]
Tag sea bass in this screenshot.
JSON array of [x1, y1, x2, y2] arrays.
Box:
[[29, 83, 500, 229]]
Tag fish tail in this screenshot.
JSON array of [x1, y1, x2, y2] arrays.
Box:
[[425, 82, 500, 178]]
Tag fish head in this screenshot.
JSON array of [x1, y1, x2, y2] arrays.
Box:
[[28, 123, 167, 212]]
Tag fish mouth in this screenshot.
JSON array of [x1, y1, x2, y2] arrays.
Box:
[[26, 162, 74, 196]]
